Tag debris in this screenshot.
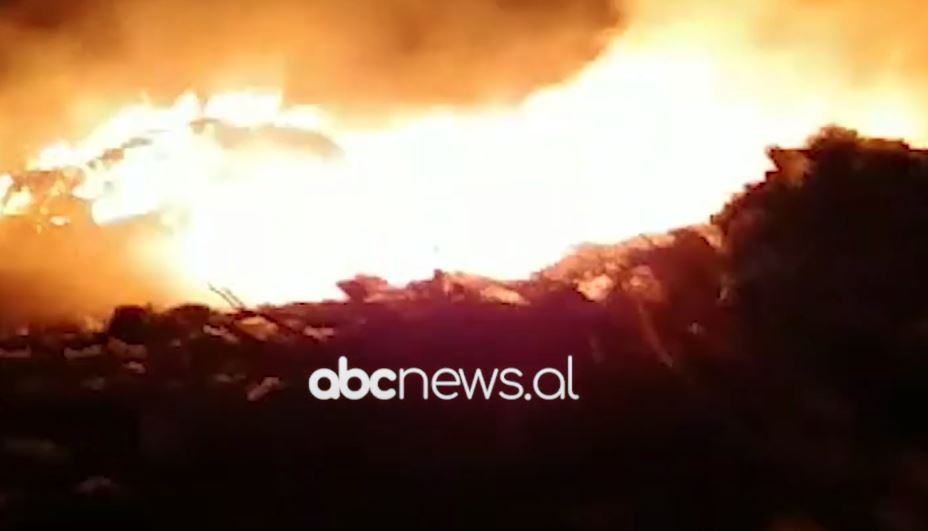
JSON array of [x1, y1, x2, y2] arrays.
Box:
[[247, 376, 283, 402], [63, 344, 104, 360], [106, 305, 152, 344], [302, 326, 336, 341], [338, 275, 391, 302], [80, 376, 107, 391], [623, 266, 665, 303], [74, 476, 119, 496], [2, 437, 68, 462], [203, 324, 241, 344], [106, 337, 147, 359], [123, 361, 147, 375], [480, 285, 528, 305], [237, 316, 279, 341], [214, 372, 246, 385], [576, 275, 615, 302], [0, 348, 31, 359]]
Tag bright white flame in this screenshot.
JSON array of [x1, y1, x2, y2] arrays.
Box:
[[11, 24, 928, 305]]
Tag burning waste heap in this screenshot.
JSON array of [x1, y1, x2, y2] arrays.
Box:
[[3, 0, 928, 314], [3, 0, 928, 528], [1, 130, 928, 530]]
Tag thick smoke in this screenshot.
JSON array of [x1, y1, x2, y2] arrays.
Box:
[[767, 0, 928, 74], [3, 0, 927, 163], [644, 0, 928, 72], [0, 0, 621, 164]]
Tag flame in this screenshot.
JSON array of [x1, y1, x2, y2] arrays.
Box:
[[4, 24, 928, 305], [1, 183, 33, 218]]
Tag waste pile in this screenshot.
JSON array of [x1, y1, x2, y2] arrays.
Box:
[[2, 130, 928, 530]]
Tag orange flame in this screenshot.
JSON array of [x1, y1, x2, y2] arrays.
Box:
[[4, 26, 928, 305]]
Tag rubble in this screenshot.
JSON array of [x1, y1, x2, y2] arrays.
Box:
[[106, 337, 147, 360], [2, 437, 69, 462], [122, 361, 146, 375], [0, 347, 30, 359], [80, 376, 107, 391], [63, 344, 104, 360], [246, 376, 284, 402], [1, 135, 927, 530], [74, 476, 120, 497]]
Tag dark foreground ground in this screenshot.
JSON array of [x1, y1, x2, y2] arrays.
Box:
[[0, 293, 884, 531], [2, 131, 928, 530]]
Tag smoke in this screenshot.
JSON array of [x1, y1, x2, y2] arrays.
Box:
[[768, 0, 928, 68], [0, 0, 621, 164], [633, 0, 928, 78], [3, 0, 928, 164], [0, 230, 169, 327]]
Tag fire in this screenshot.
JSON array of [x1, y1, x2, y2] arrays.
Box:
[[2, 23, 927, 305]]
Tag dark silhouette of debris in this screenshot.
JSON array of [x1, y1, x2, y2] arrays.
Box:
[[2, 128, 928, 530]]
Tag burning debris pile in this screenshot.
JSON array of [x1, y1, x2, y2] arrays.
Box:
[[0, 91, 339, 228], [2, 131, 928, 530], [2, 0, 928, 526], [6, 0, 928, 310]]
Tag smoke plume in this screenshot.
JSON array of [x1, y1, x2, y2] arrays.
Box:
[[3, 0, 928, 163], [0, 0, 621, 164]]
